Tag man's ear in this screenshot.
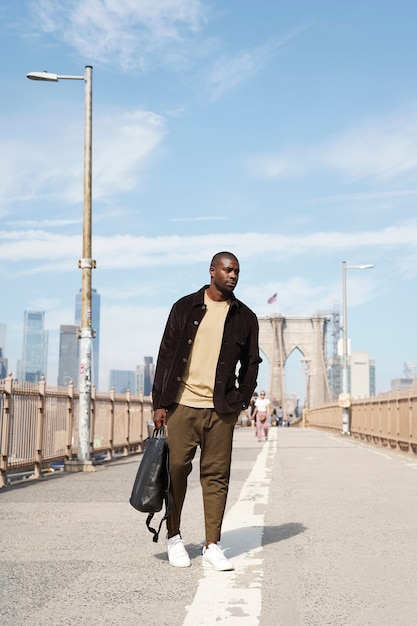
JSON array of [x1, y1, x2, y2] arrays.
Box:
[[209, 265, 215, 277]]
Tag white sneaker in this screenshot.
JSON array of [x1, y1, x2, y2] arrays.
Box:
[[166, 534, 191, 567], [202, 543, 234, 571]]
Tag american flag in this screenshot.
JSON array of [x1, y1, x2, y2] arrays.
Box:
[[267, 292, 277, 305]]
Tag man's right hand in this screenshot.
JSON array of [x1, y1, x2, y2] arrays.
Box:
[[153, 408, 167, 430]]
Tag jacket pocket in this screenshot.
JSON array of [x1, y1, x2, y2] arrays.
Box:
[[234, 335, 247, 358]]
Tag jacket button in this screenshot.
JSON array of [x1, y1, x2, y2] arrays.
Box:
[[187, 339, 192, 344], [176, 376, 181, 382], [182, 357, 187, 362], [193, 320, 199, 325]]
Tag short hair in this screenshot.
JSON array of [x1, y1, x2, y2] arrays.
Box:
[[210, 251, 239, 267]]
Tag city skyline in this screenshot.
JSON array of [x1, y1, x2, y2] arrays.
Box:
[[2, 308, 415, 398], [0, 2, 416, 395], [1, 315, 157, 392]]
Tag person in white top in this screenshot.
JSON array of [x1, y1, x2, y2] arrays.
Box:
[[254, 390, 270, 442]]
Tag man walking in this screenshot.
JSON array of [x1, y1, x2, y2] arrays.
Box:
[[152, 251, 261, 570]]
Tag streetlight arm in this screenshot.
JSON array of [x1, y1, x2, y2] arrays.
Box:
[[27, 71, 85, 82]]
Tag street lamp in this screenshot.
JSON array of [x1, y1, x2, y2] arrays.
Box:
[[27, 67, 95, 465], [341, 261, 374, 435], [301, 357, 311, 428]]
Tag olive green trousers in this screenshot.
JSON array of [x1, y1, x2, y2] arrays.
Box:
[[166, 403, 236, 543]]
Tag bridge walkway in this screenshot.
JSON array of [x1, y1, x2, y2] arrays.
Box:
[[1, 426, 416, 626]]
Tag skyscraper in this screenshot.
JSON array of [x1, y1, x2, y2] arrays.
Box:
[[349, 350, 376, 398], [143, 356, 154, 396], [136, 364, 145, 395], [75, 288, 100, 389], [0, 349, 7, 379], [57, 325, 79, 387], [0, 323, 7, 379], [17, 311, 48, 382], [109, 369, 136, 393], [135, 358, 155, 396]]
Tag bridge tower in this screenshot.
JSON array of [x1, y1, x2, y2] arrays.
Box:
[[258, 314, 331, 410]]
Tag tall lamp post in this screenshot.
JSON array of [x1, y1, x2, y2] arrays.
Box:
[[341, 261, 374, 435], [27, 67, 95, 465], [301, 357, 311, 428]]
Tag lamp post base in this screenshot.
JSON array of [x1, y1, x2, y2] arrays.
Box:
[[342, 408, 350, 436], [64, 460, 98, 473]]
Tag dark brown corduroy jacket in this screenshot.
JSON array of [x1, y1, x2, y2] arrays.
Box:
[[152, 285, 262, 414]]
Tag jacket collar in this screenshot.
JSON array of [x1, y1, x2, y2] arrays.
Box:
[[192, 285, 239, 309]]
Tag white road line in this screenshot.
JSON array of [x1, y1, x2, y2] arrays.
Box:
[[183, 430, 277, 625]]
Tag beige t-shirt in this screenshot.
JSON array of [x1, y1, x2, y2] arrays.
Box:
[[175, 291, 230, 408]]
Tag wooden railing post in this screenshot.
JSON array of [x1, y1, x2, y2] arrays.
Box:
[[107, 387, 115, 460], [0, 373, 13, 488], [124, 389, 131, 456], [34, 376, 46, 479]]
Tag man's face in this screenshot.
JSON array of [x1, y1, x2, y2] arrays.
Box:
[[210, 257, 240, 295]]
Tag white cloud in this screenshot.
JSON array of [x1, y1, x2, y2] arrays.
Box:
[[205, 20, 316, 102], [319, 110, 417, 182], [245, 276, 333, 317], [93, 109, 167, 200], [2, 222, 417, 275], [311, 189, 417, 206], [29, 0, 206, 71], [206, 40, 277, 101], [169, 216, 227, 222], [244, 153, 290, 180], [9, 218, 81, 228], [246, 105, 417, 184], [0, 106, 166, 212], [0, 138, 69, 212]]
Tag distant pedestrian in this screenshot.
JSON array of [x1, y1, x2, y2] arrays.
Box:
[[254, 390, 270, 442], [249, 392, 258, 431], [277, 406, 284, 427]]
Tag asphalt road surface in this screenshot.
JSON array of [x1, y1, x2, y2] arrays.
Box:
[[2, 426, 417, 625]]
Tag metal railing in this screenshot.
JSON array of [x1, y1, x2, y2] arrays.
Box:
[[0, 374, 153, 487], [306, 386, 417, 454]]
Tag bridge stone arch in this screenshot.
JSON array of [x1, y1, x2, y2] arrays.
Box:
[[258, 315, 331, 410]]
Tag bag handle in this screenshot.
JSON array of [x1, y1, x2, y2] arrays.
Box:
[[150, 426, 167, 441]]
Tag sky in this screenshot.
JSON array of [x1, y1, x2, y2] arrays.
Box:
[[1, 0, 417, 399]]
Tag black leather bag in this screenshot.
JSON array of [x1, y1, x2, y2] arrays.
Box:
[[129, 427, 171, 542]]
